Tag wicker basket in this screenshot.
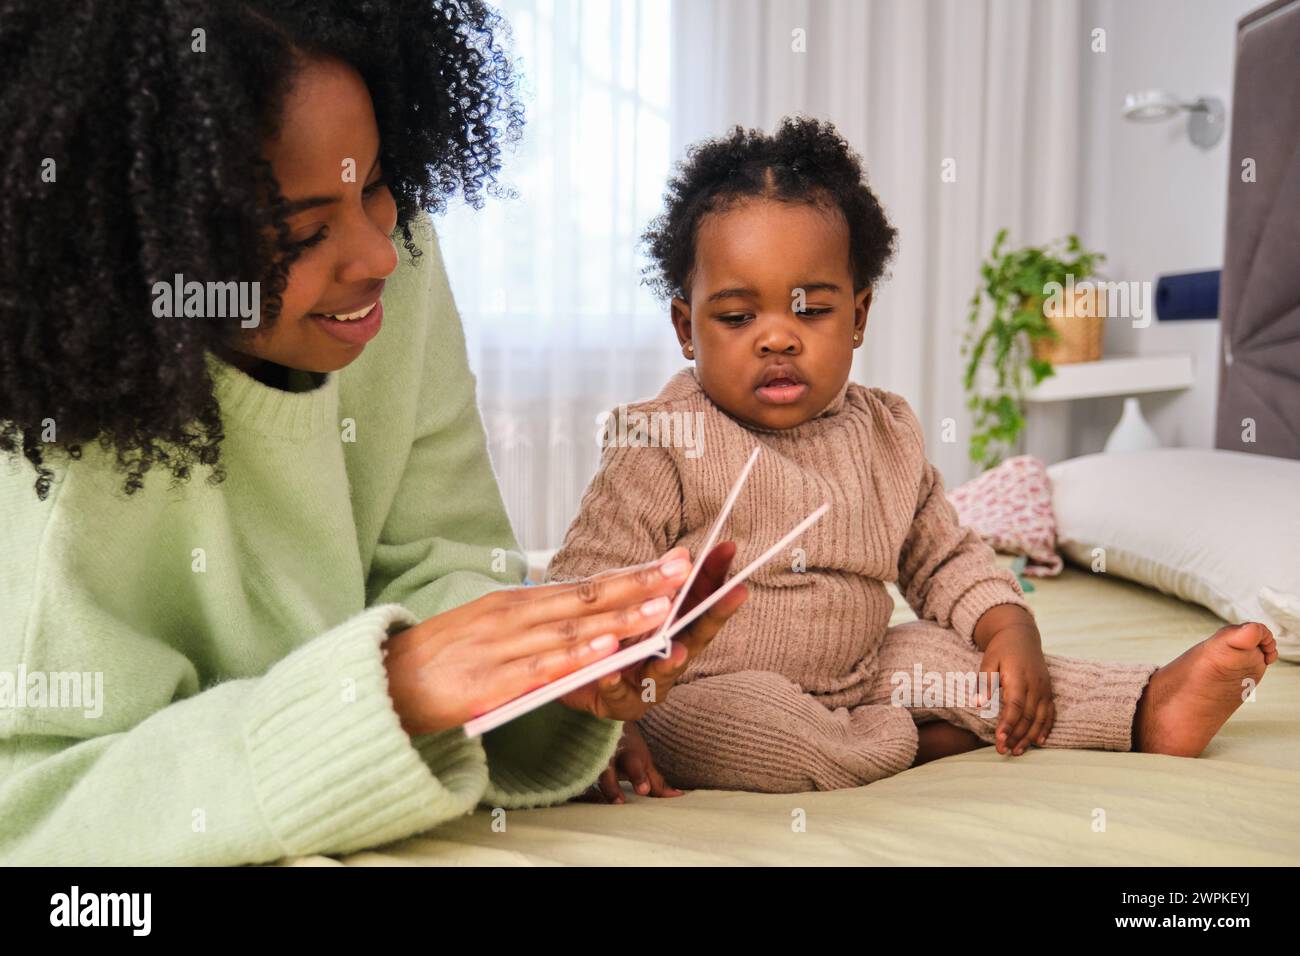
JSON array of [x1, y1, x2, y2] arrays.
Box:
[[1030, 284, 1106, 365]]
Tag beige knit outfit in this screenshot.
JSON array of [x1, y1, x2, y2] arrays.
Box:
[[547, 368, 1159, 793]]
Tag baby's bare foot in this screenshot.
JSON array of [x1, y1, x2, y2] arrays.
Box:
[[1133, 622, 1278, 757]]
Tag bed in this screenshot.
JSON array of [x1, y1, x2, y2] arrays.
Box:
[[283, 0, 1300, 868], [283, 561, 1300, 866]]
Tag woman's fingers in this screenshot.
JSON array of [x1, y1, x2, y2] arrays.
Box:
[[528, 547, 686, 595], [492, 632, 623, 700], [494, 594, 673, 662], [506, 548, 692, 631], [453, 543, 745, 723]]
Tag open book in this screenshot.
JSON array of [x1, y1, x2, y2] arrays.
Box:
[[462, 447, 830, 737]]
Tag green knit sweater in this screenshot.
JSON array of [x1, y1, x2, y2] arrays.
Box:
[[0, 217, 621, 865]]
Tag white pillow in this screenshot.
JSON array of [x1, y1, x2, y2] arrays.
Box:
[[1047, 448, 1300, 663]]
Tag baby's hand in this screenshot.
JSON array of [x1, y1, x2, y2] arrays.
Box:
[[576, 722, 683, 803], [976, 625, 1055, 756]]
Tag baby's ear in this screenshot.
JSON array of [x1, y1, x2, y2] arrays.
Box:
[[853, 287, 873, 338], [670, 296, 692, 345]]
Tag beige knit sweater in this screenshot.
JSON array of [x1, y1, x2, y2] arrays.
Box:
[[547, 366, 1031, 708]]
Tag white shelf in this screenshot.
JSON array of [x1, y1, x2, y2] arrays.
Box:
[[1025, 353, 1194, 403]]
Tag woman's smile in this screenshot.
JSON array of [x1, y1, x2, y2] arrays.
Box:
[[307, 297, 384, 346], [306, 279, 387, 346]]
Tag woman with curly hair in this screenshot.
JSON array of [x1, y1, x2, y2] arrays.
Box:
[[0, 0, 745, 865]]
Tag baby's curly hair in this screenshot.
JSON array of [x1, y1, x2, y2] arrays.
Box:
[[642, 115, 897, 302], [0, 0, 523, 499]]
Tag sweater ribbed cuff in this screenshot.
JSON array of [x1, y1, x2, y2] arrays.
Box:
[[243, 604, 488, 859], [480, 702, 622, 810], [949, 578, 1033, 650]]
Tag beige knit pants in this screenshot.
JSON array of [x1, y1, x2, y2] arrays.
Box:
[[638, 619, 1161, 793]]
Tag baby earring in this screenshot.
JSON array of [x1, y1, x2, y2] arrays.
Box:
[[853, 332, 862, 343], [683, 342, 695, 358]]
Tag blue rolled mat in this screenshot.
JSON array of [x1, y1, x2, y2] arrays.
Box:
[[1155, 269, 1220, 320]]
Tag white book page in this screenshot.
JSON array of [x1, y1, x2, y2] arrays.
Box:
[[462, 448, 827, 737]]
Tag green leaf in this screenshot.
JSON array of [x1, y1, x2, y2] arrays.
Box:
[[1028, 358, 1055, 384]]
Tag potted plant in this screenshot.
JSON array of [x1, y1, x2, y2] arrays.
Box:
[[962, 229, 1105, 470]]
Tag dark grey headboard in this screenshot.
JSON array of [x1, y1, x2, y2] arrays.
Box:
[[1215, 0, 1300, 459]]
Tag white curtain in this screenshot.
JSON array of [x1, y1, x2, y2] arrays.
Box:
[[441, 0, 1088, 551], [439, 0, 678, 552], [671, 0, 1088, 485]]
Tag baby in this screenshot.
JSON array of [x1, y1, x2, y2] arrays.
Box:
[[548, 117, 1277, 795]]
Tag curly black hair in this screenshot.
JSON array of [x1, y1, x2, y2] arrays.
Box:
[[0, 0, 523, 499], [641, 115, 897, 302]]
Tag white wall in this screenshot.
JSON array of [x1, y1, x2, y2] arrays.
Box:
[[1071, 0, 1258, 454]]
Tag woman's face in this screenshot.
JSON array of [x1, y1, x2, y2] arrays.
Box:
[[219, 56, 399, 380], [670, 198, 871, 430]]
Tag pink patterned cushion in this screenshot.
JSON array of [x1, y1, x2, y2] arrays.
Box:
[[946, 455, 1063, 577]]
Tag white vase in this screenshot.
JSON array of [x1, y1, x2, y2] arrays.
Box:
[[1104, 397, 1162, 453]]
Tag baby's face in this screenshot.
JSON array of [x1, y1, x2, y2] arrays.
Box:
[[671, 198, 871, 430]]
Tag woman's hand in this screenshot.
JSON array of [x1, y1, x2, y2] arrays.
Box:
[[558, 541, 747, 722], [577, 722, 683, 804], [382, 548, 698, 736], [976, 620, 1055, 756]]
